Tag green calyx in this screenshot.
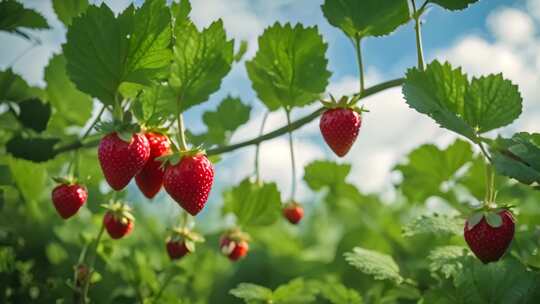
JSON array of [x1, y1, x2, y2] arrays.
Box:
[[285, 200, 302, 208], [101, 200, 135, 224], [168, 227, 205, 253], [156, 147, 207, 168], [320, 94, 370, 114], [96, 110, 141, 143], [222, 228, 250, 243], [52, 176, 78, 185], [466, 205, 513, 230]]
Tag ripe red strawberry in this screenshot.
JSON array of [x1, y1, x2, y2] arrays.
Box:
[[98, 132, 150, 191], [464, 209, 515, 264], [283, 202, 304, 224], [51, 182, 88, 219], [220, 230, 250, 261], [166, 240, 190, 260], [135, 132, 171, 199], [320, 108, 361, 157], [165, 226, 204, 260], [102, 202, 135, 239], [163, 153, 214, 215]]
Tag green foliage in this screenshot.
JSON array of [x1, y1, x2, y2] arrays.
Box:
[[313, 279, 363, 304], [304, 160, 363, 203], [52, 0, 89, 26], [490, 133, 540, 185], [0, 69, 39, 103], [15, 99, 51, 133], [321, 0, 410, 39], [190, 96, 251, 147], [6, 135, 60, 163], [428, 246, 467, 279], [222, 179, 282, 227], [402, 214, 463, 238], [430, 0, 480, 11], [246, 23, 331, 111], [394, 139, 473, 203], [63, 0, 172, 105], [170, 17, 234, 112], [403, 61, 522, 141], [344, 247, 404, 285], [44, 54, 93, 127], [230, 278, 316, 304], [0, 0, 49, 39]]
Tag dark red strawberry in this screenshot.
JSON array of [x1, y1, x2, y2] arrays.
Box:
[[165, 227, 204, 260], [102, 202, 135, 239], [283, 202, 304, 224], [220, 230, 250, 261], [320, 108, 361, 157], [51, 182, 88, 219], [135, 132, 171, 199], [464, 209, 515, 264], [98, 132, 150, 191], [163, 153, 214, 215]]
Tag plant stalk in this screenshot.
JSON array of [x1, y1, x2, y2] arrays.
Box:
[[411, 0, 426, 71], [285, 109, 297, 201], [354, 35, 365, 93], [254, 112, 270, 182]]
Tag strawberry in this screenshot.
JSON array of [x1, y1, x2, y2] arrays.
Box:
[[51, 181, 88, 219], [102, 201, 135, 239], [135, 132, 171, 199], [283, 202, 304, 224], [98, 132, 150, 191], [163, 153, 214, 216], [220, 230, 250, 261], [319, 95, 364, 157], [464, 209, 515, 264], [165, 226, 204, 260], [320, 108, 361, 157]]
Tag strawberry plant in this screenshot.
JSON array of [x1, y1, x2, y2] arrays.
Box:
[[1, 0, 540, 303]]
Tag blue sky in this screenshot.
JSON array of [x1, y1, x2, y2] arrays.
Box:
[[1, 0, 539, 223]]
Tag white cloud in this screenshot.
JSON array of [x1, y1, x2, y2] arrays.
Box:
[[487, 8, 535, 45]]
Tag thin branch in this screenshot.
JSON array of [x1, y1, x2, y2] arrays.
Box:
[[254, 112, 270, 182], [52, 78, 405, 158], [285, 109, 297, 201], [411, 0, 425, 70]]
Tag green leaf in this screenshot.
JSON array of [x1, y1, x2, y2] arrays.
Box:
[[8, 157, 47, 202], [222, 179, 282, 227], [402, 213, 463, 238], [44, 54, 93, 127], [344, 247, 404, 285], [313, 279, 363, 304], [430, 0, 480, 11], [235, 40, 248, 62], [16, 99, 51, 133], [6, 135, 60, 162], [230, 283, 273, 303], [170, 18, 234, 112], [403, 61, 474, 140], [403, 61, 522, 140], [63, 1, 172, 105], [52, 0, 89, 26], [304, 160, 351, 190], [45, 242, 68, 264], [0, 0, 49, 38], [191, 96, 251, 146], [0, 69, 37, 103], [273, 278, 316, 303], [321, 0, 409, 39], [490, 133, 540, 185], [428, 246, 467, 279], [466, 212, 484, 230], [246, 23, 331, 111], [132, 83, 176, 127], [464, 74, 522, 134], [394, 139, 473, 203]]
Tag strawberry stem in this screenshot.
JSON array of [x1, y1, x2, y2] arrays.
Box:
[[411, 0, 425, 71], [285, 109, 297, 201], [181, 211, 189, 229], [76, 220, 105, 304], [254, 112, 270, 182], [353, 35, 365, 94]]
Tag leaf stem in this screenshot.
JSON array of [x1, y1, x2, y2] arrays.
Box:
[[411, 0, 425, 71], [254, 112, 270, 182], [285, 109, 297, 201], [52, 78, 404, 157], [81, 105, 106, 139], [354, 35, 365, 93]]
